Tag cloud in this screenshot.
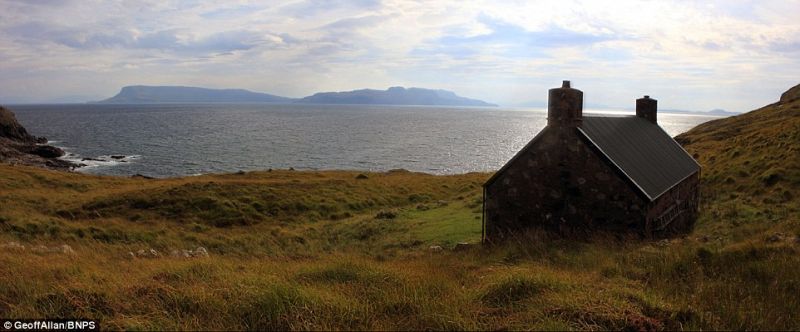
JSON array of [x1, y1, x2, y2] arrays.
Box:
[[320, 14, 391, 32], [279, 0, 383, 18], [198, 4, 265, 20], [413, 15, 621, 59], [769, 38, 800, 53], [6, 22, 129, 48], [183, 30, 263, 53], [0, 0, 799, 112], [3, 0, 72, 7], [5, 21, 289, 54], [132, 29, 181, 50]]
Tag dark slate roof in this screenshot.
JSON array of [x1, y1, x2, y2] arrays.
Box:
[[578, 116, 700, 201]]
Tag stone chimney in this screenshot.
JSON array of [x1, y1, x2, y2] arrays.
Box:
[[636, 95, 657, 124], [547, 80, 583, 127]]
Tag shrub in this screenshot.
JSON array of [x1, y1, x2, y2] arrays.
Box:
[[375, 210, 397, 220]]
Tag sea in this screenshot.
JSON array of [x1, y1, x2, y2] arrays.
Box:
[[9, 103, 723, 178]]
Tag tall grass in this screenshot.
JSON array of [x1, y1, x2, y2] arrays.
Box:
[[1, 95, 799, 329]]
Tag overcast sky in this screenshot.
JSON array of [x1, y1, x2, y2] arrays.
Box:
[[1, 0, 799, 111]]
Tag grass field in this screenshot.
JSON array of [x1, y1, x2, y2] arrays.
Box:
[[1, 89, 799, 330]]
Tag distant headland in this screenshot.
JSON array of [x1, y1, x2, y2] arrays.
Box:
[[95, 86, 293, 104], [95, 85, 497, 107], [297, 87, 496, 106]]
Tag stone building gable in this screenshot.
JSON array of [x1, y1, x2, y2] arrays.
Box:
[[482, 81, 700, 241], [484, 126, 647, 240], [645, 172, 700, 235]]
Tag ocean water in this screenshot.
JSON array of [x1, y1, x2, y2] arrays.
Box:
[[9, 103, 722, 178]]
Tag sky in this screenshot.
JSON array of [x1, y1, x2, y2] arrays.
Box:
[[1, 0, 799, 112]]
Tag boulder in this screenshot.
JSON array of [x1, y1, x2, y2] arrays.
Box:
[[31, 245, 49, 253], [110, 155, 125, 159], [30, 145, 65, 158], [59, 244, 75, 254], [767, 233, 784, 243], [194, 247, 209, 257], [453, 242, 475, 251], [136, 248, 161, 258], [169, 247, 210, 258], [0, 241, 25, 251], [428, 245, 443, 252], [30, 244, 72, 254]]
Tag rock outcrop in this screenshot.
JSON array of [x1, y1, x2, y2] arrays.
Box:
[[0, 105, 75, 170], [30, 145, 66, 158], [780, 83, 800, 103], [0, 105, 37, 142], [128, 247, 210, 259], [170, 247, 210, 258], [1, 242, 75, 254]]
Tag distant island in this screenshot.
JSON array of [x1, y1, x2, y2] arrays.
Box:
[[660, 108, 740, 116], [96, 86, 293, 104], [297, 87, 496, 106], [95, 85, 497, 107]]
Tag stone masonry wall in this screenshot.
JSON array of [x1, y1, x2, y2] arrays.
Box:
[[645, 172, 700, 236], [484, 126, 647, 241]]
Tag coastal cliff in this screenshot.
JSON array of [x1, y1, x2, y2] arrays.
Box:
[[0, 105, 75, 170]]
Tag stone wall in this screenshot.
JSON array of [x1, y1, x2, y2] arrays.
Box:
[[645, 172, 700, 236], [484, 126, 648, 242]]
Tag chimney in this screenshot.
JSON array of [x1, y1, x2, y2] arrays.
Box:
[[547, 80, 583, 127], [636, 95, 657, 124]]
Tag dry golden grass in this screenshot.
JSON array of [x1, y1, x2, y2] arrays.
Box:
[[0, 88, 799, 330]]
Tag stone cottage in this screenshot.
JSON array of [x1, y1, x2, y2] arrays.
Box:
[[482, 81, 700, 241]]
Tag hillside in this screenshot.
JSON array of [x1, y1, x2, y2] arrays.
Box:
[[97, 86, 294, 104], [0, 85, 799, 330], [298, 86, 497, 106], [676, 83, 800, 213]]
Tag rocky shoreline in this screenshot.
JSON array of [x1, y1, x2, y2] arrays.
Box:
[[0, 105, 77, 171]]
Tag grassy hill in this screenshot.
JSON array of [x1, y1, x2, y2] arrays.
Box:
[[676, 84, 800, 241], [1, 85, 799, 330]]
